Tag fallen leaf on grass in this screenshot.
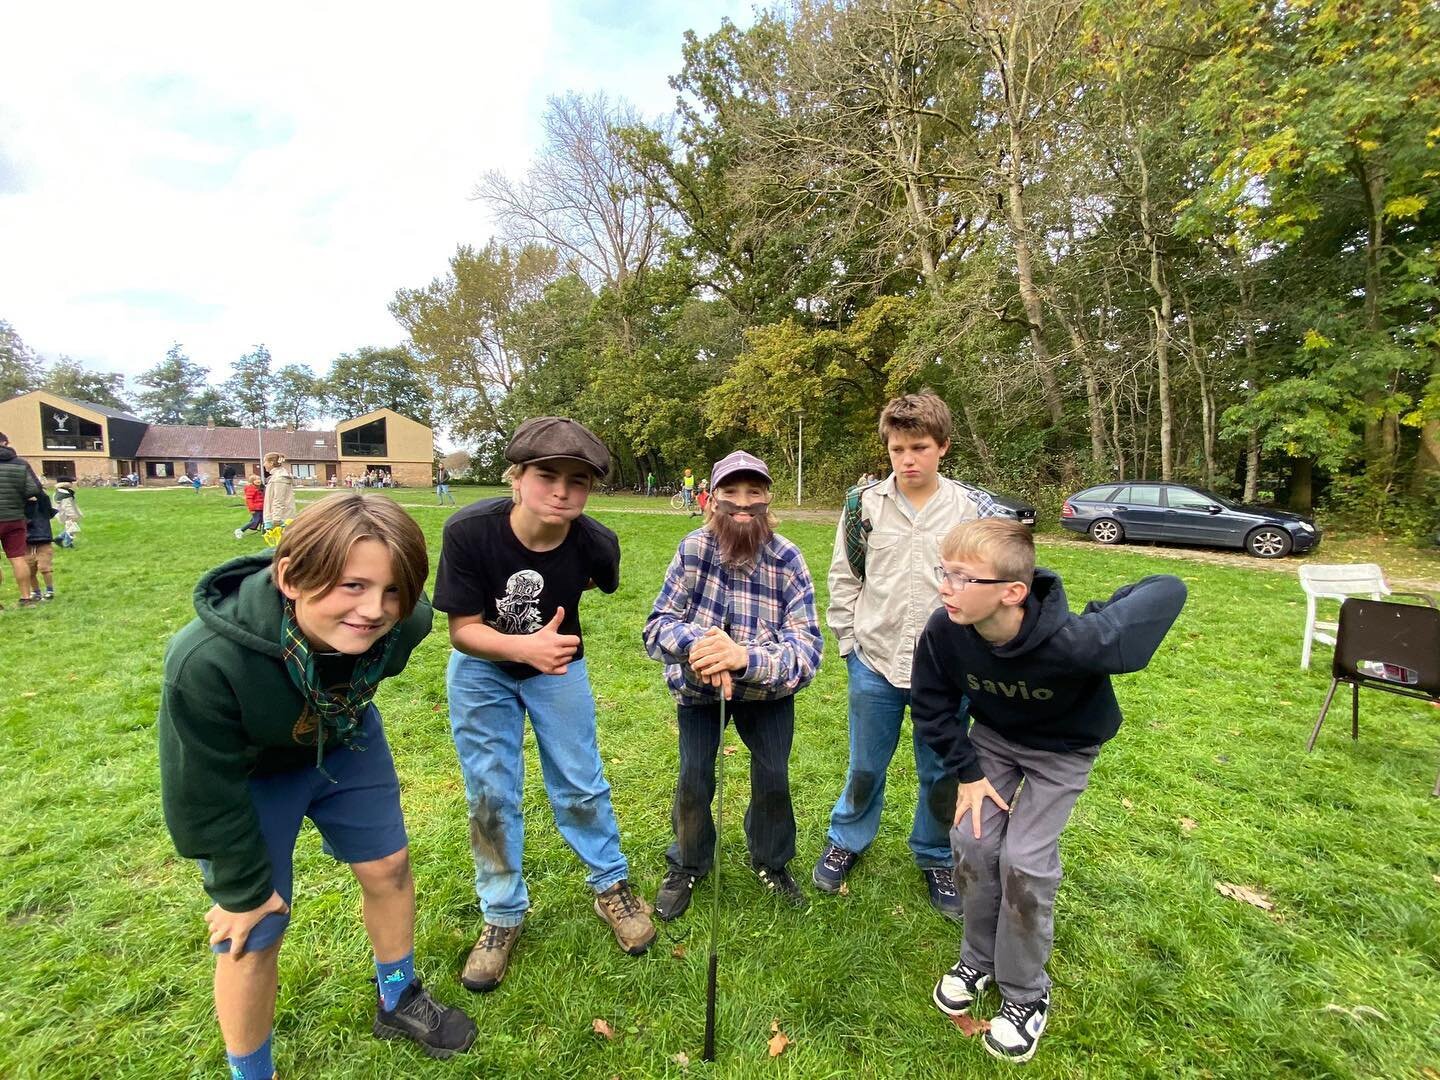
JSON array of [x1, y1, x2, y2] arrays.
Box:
[[1179, 817, 1197, 833], [1215, 881, 1274, 911], [767, 1020, 791, 1057], [1432, 874, 1440, 886], [20, 691, 37, 698], [951, 1014, 991, 1037], [672, 944, 687, 959], [891, 903, 906, 916], [723, 745, 738, 756], [1121, 797, 1134, 810], [838, 882, 849, 896], [1419, 1067, 1440, 1080], [431, 703, 444, 712], [673, 1051, 690, 1068], [592, 1018, 615, 1040]]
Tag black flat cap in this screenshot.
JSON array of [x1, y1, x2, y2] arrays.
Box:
[[505, 416, 611, 477]]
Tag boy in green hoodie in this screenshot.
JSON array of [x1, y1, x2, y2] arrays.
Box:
[[158, 493, 476, 1079]]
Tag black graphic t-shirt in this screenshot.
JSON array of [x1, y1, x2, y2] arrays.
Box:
[[433, 497, 621, 680]]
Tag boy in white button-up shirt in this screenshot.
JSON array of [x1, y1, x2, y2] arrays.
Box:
[[813, 392, 998, 918]]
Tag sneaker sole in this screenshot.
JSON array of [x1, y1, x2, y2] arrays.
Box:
[[593, 899, 656, 955], [811, 867, 848, 894], [931, 981, 975, 1018], [982, 1032, 1039, 1064], [373, 1019, 476, 1059], [459, 971, 505, 993]]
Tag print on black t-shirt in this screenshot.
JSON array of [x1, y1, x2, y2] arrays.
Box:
[[432, 497, 622, 680], [495, 570, 546, 634]]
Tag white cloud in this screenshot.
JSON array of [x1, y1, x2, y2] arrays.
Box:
[[0, 0, 751, 389]]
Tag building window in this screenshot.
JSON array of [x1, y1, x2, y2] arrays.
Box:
[[341, 418, 387, 457], [291, 463, 317, 480], [42, 460, 75, 480], [146, 461, 173, 478], [41, 404, 104, 452]]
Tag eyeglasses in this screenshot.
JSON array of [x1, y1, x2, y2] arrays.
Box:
[[933, 566, 1012, 590]]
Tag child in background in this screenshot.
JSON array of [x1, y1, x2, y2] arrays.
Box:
[[53, 476, 82, 547], [24, 485, 56, 600], [235, 474, 265, 540]]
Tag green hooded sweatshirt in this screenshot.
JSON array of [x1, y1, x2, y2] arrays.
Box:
[[157, 553, 432, 911]]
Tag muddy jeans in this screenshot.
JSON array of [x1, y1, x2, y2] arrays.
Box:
[[447, 653, 629, 927], [666, 695, 796, 877], [950, 721, 1099, 1003]]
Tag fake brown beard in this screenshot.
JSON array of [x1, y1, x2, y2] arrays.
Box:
[[706, 500, 774, 569]]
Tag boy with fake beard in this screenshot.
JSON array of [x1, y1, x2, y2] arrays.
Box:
[[643, 451, 823, 919]]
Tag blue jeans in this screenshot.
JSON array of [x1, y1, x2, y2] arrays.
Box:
[[222, 477, 235, 496], [824, 652, 956, 867], [447, 653, 629, 926], [436, 482, 455, 505]]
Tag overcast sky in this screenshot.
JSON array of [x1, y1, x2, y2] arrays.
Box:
[[0, 0, 751, 386]]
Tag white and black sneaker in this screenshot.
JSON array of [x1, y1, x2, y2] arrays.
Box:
[[932, 960, 993, 1016], [983, 993, 1049, 1063], [755, 863, 807, 908]]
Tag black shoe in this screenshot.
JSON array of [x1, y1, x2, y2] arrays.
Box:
[[811, 843, 859, 894], [373, 978, 477, 1059], [655, 870, 698, 922], [923, 866, 963, 922], [755, 864, 807, 908]]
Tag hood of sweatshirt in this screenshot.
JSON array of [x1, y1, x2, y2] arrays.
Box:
[[990, 567, 1070, 659], [193, 553, 287, 660], [0, 446, 16, 463]]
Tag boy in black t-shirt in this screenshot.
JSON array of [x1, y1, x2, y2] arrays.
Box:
[[434, 417, 656, 995]]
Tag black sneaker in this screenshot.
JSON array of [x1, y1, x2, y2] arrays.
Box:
[[755, 864, 807, 908], [983, 993, 1050, 1063], [932, 959, 992, 1016], [373, 978, 477, 1060], [655, 870, 698, 922], [922, 866, 963, 921], [811, 843, 859, 894]]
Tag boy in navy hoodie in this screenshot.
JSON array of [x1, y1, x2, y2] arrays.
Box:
[[912, 518, 1185, 1063]]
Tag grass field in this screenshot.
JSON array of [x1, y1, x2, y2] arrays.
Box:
[[2, 486, 1438, 1079]]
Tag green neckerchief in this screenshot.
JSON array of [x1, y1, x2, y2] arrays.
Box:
[[281, 600, 400, 780]]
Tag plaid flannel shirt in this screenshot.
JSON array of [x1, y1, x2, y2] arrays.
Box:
[[643, 529, 823, 704]]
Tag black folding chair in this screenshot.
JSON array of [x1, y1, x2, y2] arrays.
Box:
[[1306, 596, 1440, 796]]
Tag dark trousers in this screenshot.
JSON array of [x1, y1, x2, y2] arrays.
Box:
[[239, 510, 263, 533], [666, 695, 796, 877]]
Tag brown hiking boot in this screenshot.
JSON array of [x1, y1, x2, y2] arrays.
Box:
[[460, 920, 522, 992], [593, 880, 656, 956]]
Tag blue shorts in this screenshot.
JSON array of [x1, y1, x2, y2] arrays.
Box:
[[204, 706, 408, 954]]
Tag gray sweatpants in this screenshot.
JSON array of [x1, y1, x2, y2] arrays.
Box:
[[950, 721, 1099, 1004]]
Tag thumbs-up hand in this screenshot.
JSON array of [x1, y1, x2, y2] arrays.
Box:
[[523, 605, 581, 674]]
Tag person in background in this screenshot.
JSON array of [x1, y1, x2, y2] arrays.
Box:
[[53, 476, 82, 548]]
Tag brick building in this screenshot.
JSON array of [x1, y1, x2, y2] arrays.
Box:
[[0, 391, 434, 487]]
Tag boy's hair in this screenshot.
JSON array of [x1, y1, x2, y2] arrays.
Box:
[[878, 391, 952, 446], [263, 452, 286, 469], [940, 518, 1035, 587], [273, 493, 428, 616]]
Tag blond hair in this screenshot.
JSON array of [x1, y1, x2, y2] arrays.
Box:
[[273, 493, 429, 616], [263, 452, 287, 470], [940, 518, 1035, 586], [879, 391, 952, 446]]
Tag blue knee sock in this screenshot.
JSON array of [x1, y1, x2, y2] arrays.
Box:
[[227, 1032, 273, 1080], [375, 952, 415, 1011]]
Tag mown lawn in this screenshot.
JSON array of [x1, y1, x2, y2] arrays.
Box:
[[2, 486, 1438, 1079]]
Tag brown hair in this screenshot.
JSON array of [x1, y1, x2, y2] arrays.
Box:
[[503, 460, 595, 504], [879, 391, 952, 446], [273, 493, 429, 615], [940, 518, 1035, 586]]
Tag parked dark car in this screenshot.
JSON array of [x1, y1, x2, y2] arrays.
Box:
[[1060, 481, 1320, 558], [959, 481, 1037, 528]]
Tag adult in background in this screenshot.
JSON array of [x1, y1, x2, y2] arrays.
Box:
[[0, 431, 43, 608], [222, 463, 238, 497], [262, 453, 296, 531]]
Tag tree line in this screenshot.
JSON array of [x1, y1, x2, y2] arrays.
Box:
[[391, 0, 1438, 533], [1, 324, 433, 433]]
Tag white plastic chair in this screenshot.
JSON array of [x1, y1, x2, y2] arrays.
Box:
[[1299, 564, 1390, 670]]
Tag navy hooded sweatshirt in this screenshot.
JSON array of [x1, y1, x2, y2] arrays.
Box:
[[912, 569, 1187, 783]]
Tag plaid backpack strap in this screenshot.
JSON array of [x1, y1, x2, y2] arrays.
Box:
[[842, 483, 875, 581]]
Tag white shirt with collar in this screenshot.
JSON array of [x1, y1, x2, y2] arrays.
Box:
[[826, 473, 998, 689]]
